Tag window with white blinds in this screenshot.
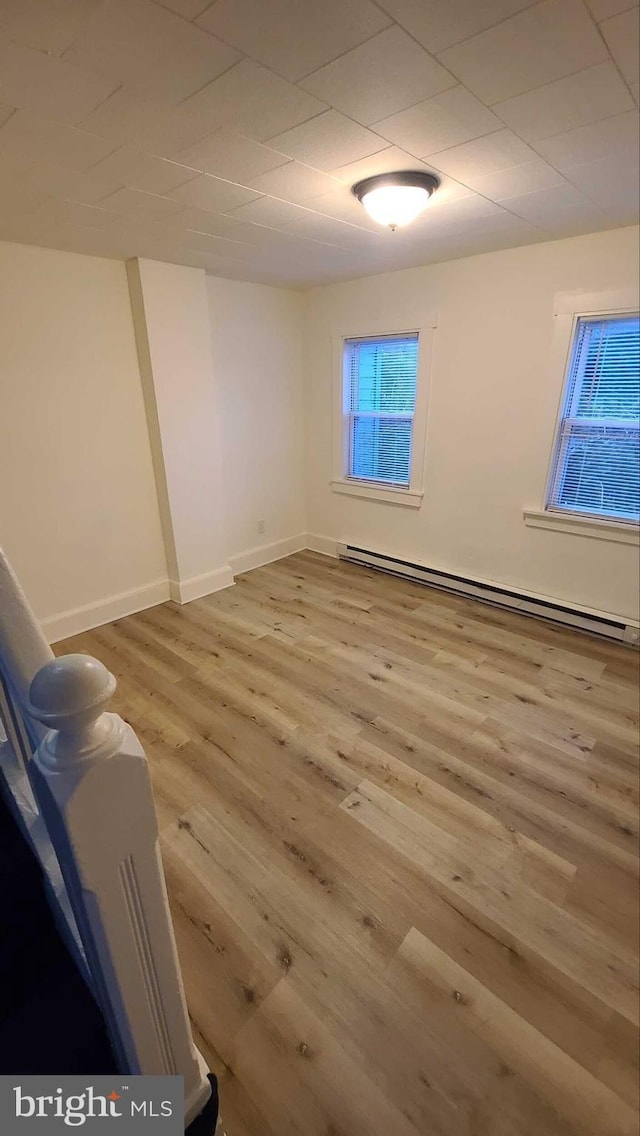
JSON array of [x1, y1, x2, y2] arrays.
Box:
[[548, 314, 640, 524], [344, 334, 419, 487]]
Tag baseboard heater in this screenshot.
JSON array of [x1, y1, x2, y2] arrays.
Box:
[[337, 543, 637, 645]]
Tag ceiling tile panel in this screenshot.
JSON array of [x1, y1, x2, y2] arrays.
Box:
[[97, 186, 186, 219], [40, 222, 134, 257], [174, 247, 260, 273], [300, 27, 456, 126], [438, 0, 609, 105], [88, 146, 201, 195], [535, 200, 616, 236], [267, 110, 388, 172], [107, 214, 184, 243], [79, 88, 173, 147], [0, 171, 49, 213], [301, 185, 390, 231], [496, 179, 589, 222], [416, 191, 506, 226], [174, 129, 290, 182], [424, 129, 537, 181], [243, 162, 342, 203], [584, 0, 638, 21], [29, 197, 120, 229], [116, 223, 251, 268], [128, 106, 226, 160], [120, 154, 201, 196], [599, 7, 639, 93], [0, 34, 119, 124], [0, 213, 57, 243], [373, 0, 537, 54], [562, 149, 640, 219], [534, 109, 639, 170], [219, 221, 324, 253], [196, 0, 391, 82], [497, 182, 613, 231], [173, 60, 328, 145], [285, 212, 390, 250], [534, 197, 613, 232], [165, 206, 247, 239], [373, 86, 502, 159], [63, 0, 241, 102], [463, 158, 566, 199], [492, 62, 635, 142], [0, 110, 117, 173], [389, 211, 542, 258], [330, 146, 419, 182], [152, 0, 213, 16], [0, 0, 100, 56], [178, 228, 255, 259], [224, 196, 315, 228], [373, 195, 505, 258], [15, 161, 124, 204], [168, 172, 262, 212]]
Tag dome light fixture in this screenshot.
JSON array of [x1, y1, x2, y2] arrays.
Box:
[[352, 170, 440, 230]]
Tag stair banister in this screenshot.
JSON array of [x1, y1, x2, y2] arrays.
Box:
[[28, 652, 212, 1127]]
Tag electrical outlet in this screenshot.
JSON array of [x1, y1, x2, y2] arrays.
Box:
[[257, 519, 266, 536], [623, 625, 640, 646]]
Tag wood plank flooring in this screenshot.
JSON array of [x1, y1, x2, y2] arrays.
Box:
[[58, 551, 640, 1136]]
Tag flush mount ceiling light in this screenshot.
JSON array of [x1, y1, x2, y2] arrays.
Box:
[[352, 171, 440, 230]]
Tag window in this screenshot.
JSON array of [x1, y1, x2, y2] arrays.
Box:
[[547, 313, 639, 524], [331, 318, 434, 506], [343, 334, 419, 488]]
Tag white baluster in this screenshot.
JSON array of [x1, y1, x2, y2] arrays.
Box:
[[29, 653, 212, 1127]]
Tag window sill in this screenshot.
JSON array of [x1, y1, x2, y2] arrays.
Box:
[[523, 509, 640, 546], [330, 479, 423, 507]]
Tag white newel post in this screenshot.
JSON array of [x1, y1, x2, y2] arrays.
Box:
[[28, 653, 212, 1127]]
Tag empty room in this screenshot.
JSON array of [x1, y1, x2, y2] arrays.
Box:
[[0, 1, 638, 1134]]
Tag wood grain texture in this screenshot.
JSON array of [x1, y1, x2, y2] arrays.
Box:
[[57, 552, 640, 1136]]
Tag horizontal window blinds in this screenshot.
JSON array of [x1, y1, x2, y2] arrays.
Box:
[[345, 334, 419, 487], [549, 314, 640, 523]]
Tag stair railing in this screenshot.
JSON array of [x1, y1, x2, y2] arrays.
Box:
[[0, 547, 83, 962], [0, 547, 213, 1128]]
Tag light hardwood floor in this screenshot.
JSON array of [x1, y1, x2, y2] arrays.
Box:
[[58, 552, 640, 1136]]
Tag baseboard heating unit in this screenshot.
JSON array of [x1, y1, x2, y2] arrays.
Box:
[[337, 543, 638, 646]]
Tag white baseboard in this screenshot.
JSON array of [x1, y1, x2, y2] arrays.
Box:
[[43, 579, 170, 644], [230, 533, 307, 575], [40, 531, 637, 648], [40, 536, 335, 644], [303, 533, 339, 558], [169, 565, 235, 604]]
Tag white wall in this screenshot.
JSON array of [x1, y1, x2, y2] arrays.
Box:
[[303, 227, 640, 622], [0, 246, 305, 641], [2, 229, 636, 641], [128, 259, 233, 602], [0, 241, 167, 638], [207, 277, 306, 570]]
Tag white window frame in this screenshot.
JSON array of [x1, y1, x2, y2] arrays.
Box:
[[331, 317, 435, 507], [524, 288, 640, 546]]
